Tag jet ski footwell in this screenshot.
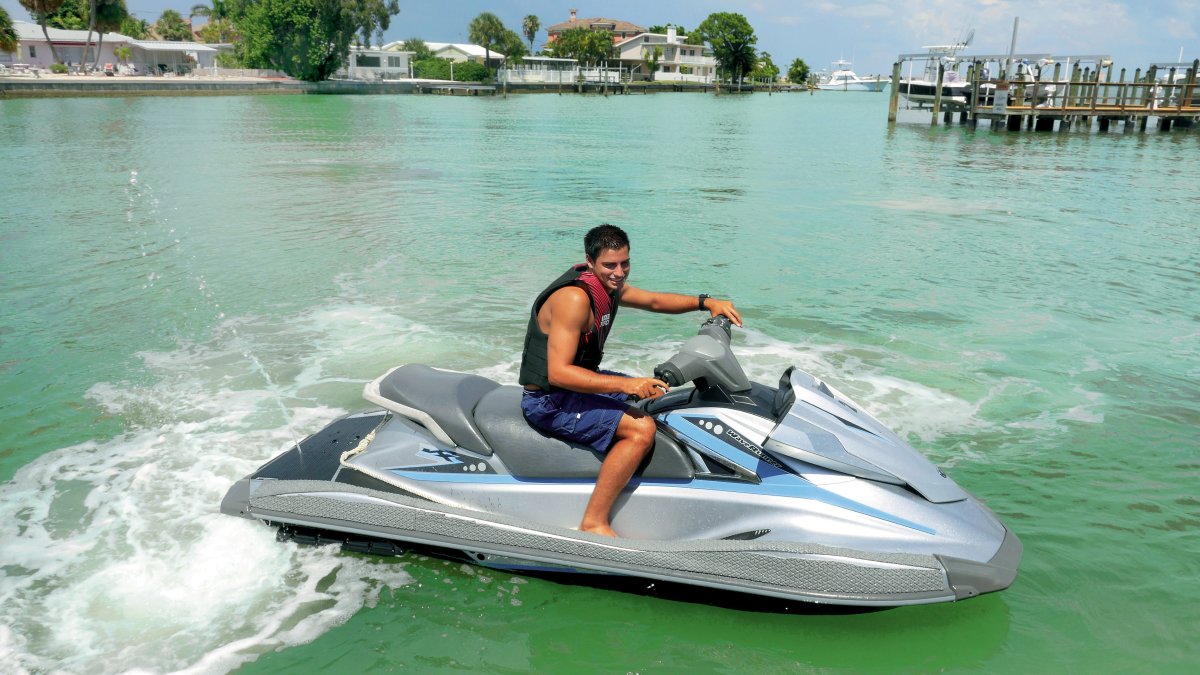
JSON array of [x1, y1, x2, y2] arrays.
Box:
[[223, 477, 1021, 607]]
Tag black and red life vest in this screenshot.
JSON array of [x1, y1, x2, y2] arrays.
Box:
[[518, 264, 620, 390]]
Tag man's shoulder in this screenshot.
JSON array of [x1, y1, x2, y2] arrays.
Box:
[[546, 283, 589, 305]]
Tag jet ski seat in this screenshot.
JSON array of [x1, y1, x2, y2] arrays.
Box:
[[364, 365, 499, 455], [473, 386, 695, 480]]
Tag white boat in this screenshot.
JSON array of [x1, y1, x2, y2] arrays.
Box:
[[817, 60, 887, 92], [899, 33, 1057, 110], [898, 42, 975, 107]]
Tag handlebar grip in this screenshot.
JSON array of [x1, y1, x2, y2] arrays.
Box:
[[654, 363, 683, 388]]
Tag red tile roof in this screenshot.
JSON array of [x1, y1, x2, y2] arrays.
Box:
[[546, 17, 646, 36]]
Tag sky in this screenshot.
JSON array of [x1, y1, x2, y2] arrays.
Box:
[[4, 1, 1198, 75]]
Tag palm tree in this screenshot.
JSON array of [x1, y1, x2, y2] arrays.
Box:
[[190, 1, 228, 23], [521, 14, 539, 53], [19, 0, 67, 63], [1, 6, 18, 54], [155, 8, 191, 41], [192, 1, 233, 42], [91, 0, 128, 69], [468, 12, 505, 70]]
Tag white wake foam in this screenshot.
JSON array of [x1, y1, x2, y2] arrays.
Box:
[[0, 310, 420, 674]]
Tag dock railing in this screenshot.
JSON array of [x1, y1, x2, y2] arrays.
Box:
[[889, 55, 1199, 131]]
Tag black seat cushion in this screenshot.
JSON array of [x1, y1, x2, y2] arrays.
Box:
[[375, 365, 500, 455], [473, 386, 694, 480]]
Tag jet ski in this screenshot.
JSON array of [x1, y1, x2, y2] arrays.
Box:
[[221, 317, 1020, 607]]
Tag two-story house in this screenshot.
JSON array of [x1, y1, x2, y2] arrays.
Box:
[[613, 26, 716, 83], [546, 9, 645, 46]]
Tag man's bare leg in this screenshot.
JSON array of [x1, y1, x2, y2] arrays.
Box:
[[579, 412, 656, 537]]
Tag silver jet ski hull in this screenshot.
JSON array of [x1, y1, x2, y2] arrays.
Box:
[[222, 410, 1020, 607], [222, 318, 1020, 607]]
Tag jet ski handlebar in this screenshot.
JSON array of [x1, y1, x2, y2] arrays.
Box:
[[652, 317, 751, 393]]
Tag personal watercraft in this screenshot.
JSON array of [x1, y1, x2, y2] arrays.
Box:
[[221, 318, 1020, 607]]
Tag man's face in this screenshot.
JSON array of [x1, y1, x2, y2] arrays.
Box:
[[588, 246, 631, 293]]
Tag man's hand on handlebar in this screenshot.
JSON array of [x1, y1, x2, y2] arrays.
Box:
[[706, 298, 743, 328], [622, 377, 670, 401]]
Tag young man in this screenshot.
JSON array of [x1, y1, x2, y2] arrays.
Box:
[[519, 224, 742, 537]]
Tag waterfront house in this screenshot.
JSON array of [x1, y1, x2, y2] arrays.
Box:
[[500, 56, 578, 84], [336, 46, 413, 80], [6, 20, 216, 75], [546, 9, 645, 45], [613, 26, 716, 83], [6, 21, 126, 71]]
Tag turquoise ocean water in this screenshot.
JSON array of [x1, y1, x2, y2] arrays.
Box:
[[1, 92, 1197, 673]]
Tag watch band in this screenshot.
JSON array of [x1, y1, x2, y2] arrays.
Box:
[[698, 293, 710, 311]]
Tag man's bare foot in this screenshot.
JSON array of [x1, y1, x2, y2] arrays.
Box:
[[580, 521, 617, 537]]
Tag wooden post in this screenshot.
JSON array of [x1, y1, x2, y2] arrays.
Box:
[[1184, 59, 1200, 110], [1063, 65, 1077, 111], [1170, 67, 1180, 111], [1117, 68, 1127, 111], [1146, 65, 1158, 109], [888, 61, 902, 123], [968, 61, 980, 128], [1015, 64, 1026, 109], [1090, 67, 1101, 112], [1133, 67, 1142, 105], [1052, 63, 1062, 106], [931, 62, 945, 126]]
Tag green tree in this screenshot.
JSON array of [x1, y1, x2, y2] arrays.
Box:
[[90, 0, 128, 69], [118, 15, 149, 38], [1, 6, 17, 53], [751, 50, 779, 82], [467, 11, 505, 69], [189, 1, 230, 22], [498, 28, 526, 61], [787, 57, 809, 85], [192, 0, 234, 41], [197, 18, 236, 43], [400, 37, 431, 61], [548, 26, 611, 66], [42, 0, 85, 30], [412, 56, 487, 82], [521, 14, 539, 53], [642, 44, 661, 79], [155, 9, 191, 41], [20, 0, 67, 62], [236, 0, 400, 82], [695, 12, 757, 90]]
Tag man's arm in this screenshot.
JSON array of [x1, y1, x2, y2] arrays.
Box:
[[619, 285, 743, 327], [543, 287, 669, 398]]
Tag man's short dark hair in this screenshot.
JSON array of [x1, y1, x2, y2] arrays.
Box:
[[585, 224, 630, 261]]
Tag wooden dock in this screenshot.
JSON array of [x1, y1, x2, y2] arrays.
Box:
[[887, 57, 1199, 132]]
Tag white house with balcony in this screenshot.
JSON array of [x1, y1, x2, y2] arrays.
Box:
[[613, 26, 716, 83]]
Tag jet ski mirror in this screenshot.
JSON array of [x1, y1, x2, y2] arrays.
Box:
[[653, 317, 751, 395]]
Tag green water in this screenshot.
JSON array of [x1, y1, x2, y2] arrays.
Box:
[[1, 92, 1196, 674]]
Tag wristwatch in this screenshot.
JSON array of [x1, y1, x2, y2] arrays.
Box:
[[698, 293, 710, 311]]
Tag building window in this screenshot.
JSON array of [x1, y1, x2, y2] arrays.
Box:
[[388, 56, 401, 67], [356, 54, 381, 68], [30, 46, 37, 58]]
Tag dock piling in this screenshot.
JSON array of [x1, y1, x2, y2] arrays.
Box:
[[887, 61, 902, 123], [931, 62, 945, 126]]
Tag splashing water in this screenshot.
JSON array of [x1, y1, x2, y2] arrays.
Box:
[[0, 323, 414, 673]]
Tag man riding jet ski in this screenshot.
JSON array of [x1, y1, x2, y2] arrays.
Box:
[[221, 229, 1020, 607], [517, 224, 742, 536]]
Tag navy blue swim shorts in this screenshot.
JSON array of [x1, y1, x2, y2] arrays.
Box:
[[521, 374, 631, 453]]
